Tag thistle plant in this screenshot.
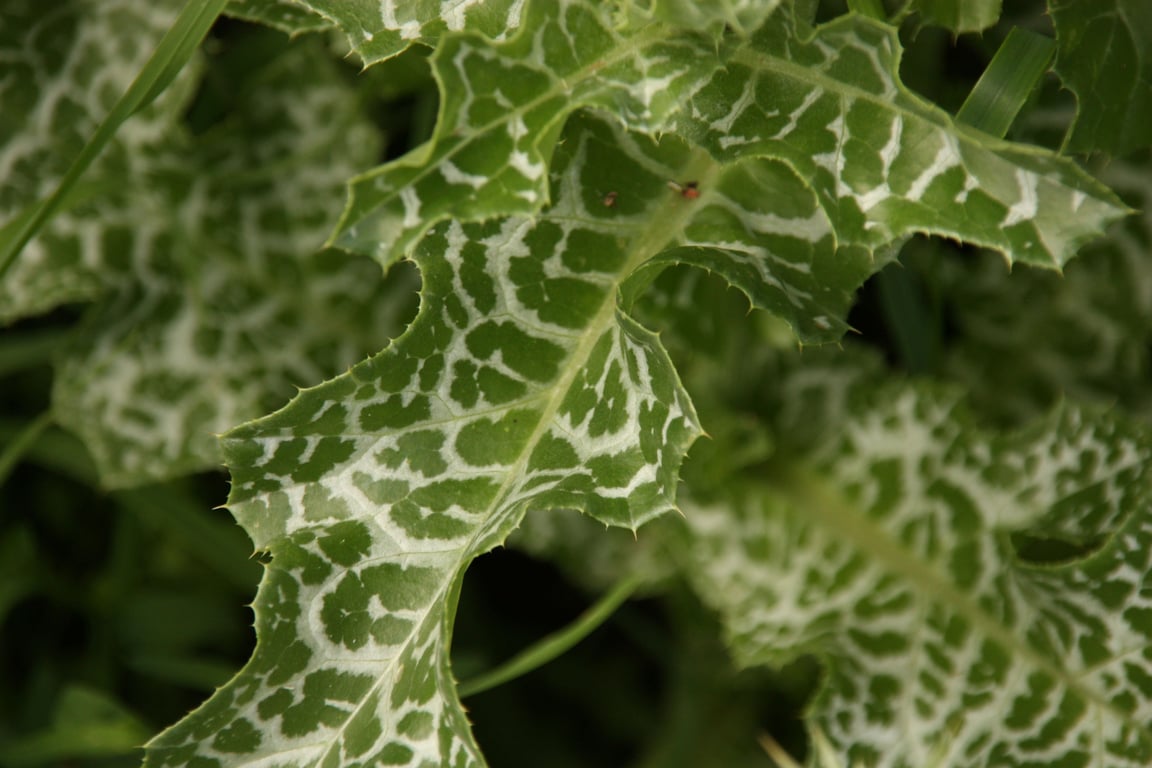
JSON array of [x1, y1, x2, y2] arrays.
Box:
[[2, 1, 1151, 767]]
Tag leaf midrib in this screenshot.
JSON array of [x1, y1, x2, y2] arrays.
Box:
[[779, 464, 1152, 749], [331, 17, 682, 248], [464, 154, 718, 550], [301, 147, 718, 768], [729, 21, 992, 154]]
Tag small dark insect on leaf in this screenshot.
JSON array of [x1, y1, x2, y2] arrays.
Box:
[[667, 180, 700, 199], [602, 190, 618, 207]]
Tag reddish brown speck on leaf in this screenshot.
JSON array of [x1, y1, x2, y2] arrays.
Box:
[[603, 191, 618, 207], [667, 180, 700, 199]]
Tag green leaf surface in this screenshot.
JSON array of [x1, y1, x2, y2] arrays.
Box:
[[337, 6, 1125, 286], [646, 0, 783, 36], [684, 382, 1152, 767], [144, 113, 702, 768], [631, 158, 883, 343], [0, 0, 191, 321], [927, 154, 1152, 426], [225, 0, 331, 35], [10, 1, 1139, 761], [43, 38, 417, 487], [331, 0, 720, 267], [1051, 0, 1152, 155], [672, 14, 1126, 268], [912, 0, 1001, 33], [0, 0, 227, 287], [290, 0, 530, 66], [333, 3, 1118, 346]]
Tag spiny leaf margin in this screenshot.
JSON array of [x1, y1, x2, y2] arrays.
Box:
[[671, 13, 1128, 269], [45, 38, 407, 487], [288, 0, 530, 66], [683, 378, 1152, 767], [144, 114, 703, 768], [330, 0, 723, 268]]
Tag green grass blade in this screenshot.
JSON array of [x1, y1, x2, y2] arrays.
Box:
[[458, 573, 643, 697], [957, 27, 1055, 137], [0, 0, 227, 281], [877, 261, 940, 375]]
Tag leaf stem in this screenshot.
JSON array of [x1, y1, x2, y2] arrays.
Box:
[[0, 411, 54, 489], [457, 573, 644, 697], [0, 0, 227, 280], [758, 731, 804, 768]]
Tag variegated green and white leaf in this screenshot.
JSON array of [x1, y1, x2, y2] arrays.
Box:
[[928, 155, 1152, 426], [336, 9, 896, 346], [631, 157, 886, 343], [331, 0, 721, 266], [291, 0, 529, 66], [336, 4, 1125, 299], [47, 38, 414, 487], [633, 268, 888, 463], [0, 0, 189, 322], [684, 384, 1152, 767], [225, 0, 332, 35], [144, 114, 702, 768], [643, 0, 783, 36], [673, 14, 1127, 268]]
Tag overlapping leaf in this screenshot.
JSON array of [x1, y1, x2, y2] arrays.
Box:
[[645, 0, 783, 36], [629, 158, 884, 342], [683, 378, 1152, 767], [911, 0, 1001, 33], [1051, 0, 1152, 155], [289, 0, 530, 66], [331, 0, 721, 267], [225, 0, 331, 35], [334, 4, 1125, 294], [0, 0, 189, 321], [145, 114, 702, 768], [294, 0, 781, 66], [672, 14, 1127, 268], [926, 155, 1152, 425], [43, 36, 415, 486], [51, 2, 1140, 763]]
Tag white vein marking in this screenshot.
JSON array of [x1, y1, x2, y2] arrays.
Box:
[[908, 135, 961, 201], [1002, 168, 1039, 227]]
